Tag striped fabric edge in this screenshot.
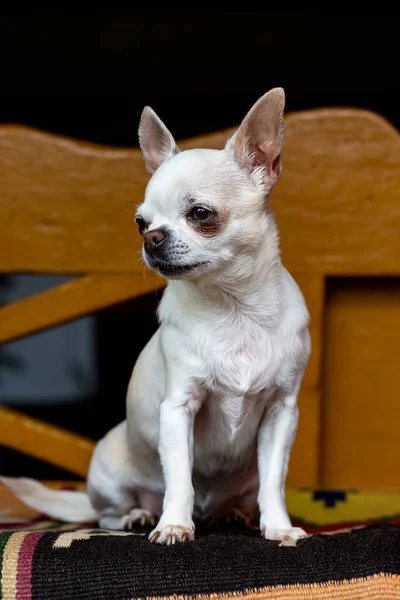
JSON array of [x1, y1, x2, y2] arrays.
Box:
[[1, 516, 399, 536], [144, 573, 400, 600], [0, 531, 44, 600], [0, 519, 94, 532]]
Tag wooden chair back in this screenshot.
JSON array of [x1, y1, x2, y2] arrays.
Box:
[[0, 108, 399, 488]]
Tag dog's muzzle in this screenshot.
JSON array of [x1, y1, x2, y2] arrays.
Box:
[[144, 228, 170, 259]]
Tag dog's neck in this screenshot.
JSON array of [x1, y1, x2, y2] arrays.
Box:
[[162, 215, 282, 326]]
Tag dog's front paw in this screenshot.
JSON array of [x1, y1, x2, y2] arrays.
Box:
[[149, 523, 195, 544], [261, 525, 308, 542]]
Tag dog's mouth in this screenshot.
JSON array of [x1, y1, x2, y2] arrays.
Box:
[[156, 261, 209, 279]]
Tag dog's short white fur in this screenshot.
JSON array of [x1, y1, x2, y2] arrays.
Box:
[[2, 87, 311, 545]]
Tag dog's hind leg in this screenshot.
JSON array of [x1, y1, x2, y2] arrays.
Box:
[[96, 489, 162, 530], [87, 421, 163, 530], [99, 508, 157, 530]]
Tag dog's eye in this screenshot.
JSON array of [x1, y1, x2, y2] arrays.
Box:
[[188, 207, 213, 222], [135, 216, 147, 235]]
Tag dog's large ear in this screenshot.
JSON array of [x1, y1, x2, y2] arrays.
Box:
[[138, 107, 180, 174], [228, 87, 285, 189]]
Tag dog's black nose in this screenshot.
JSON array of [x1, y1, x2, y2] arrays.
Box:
[[144, 228, 169, 253]]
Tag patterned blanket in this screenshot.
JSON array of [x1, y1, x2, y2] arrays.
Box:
[[0, 490, 399, 599]]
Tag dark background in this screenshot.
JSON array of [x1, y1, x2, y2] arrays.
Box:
[[1, 13, 399, 478], [1, 14, 400, 143]]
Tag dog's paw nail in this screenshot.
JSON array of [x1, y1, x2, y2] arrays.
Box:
[[149, 524, 194, 544], [149, 531, 160, 543]]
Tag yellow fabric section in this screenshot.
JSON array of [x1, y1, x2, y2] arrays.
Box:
[[286, 490, 400, 525]]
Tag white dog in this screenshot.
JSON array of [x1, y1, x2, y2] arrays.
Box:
[[2, 87, 311, 545]]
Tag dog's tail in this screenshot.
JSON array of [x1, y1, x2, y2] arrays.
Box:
[[0, 476, 98, 523]]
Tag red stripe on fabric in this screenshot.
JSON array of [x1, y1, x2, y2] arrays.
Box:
[[294, 516, 400, 534], [16, 532, 45, 600]]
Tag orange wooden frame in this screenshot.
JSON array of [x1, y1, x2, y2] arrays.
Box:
[[1, 108, 399, 486]]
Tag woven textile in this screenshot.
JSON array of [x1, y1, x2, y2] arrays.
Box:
[[0, 490, 399, 599]]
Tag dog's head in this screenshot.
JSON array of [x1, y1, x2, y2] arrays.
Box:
[[135, 88, 285, 281]]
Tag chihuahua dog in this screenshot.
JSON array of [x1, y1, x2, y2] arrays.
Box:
[[2, 87, 310, 544]]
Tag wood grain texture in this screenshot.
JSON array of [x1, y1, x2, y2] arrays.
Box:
[[273, 108, 400, 276], [0, 273, 162, 344], [0, 406, 94, 478], [287, 274, 325, 488], [0, 126, 148, 274], [1, 107, 399, 487], [322, 279, 400, 490], [1, 109, 399, 276]]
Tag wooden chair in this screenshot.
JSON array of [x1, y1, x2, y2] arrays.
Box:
[[0, 106, 399, 497]]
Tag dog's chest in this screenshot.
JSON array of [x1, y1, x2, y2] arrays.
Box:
[[201, 317, 280, 398], [193, 389, 265, 481], [193, 316, 280, 437]]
